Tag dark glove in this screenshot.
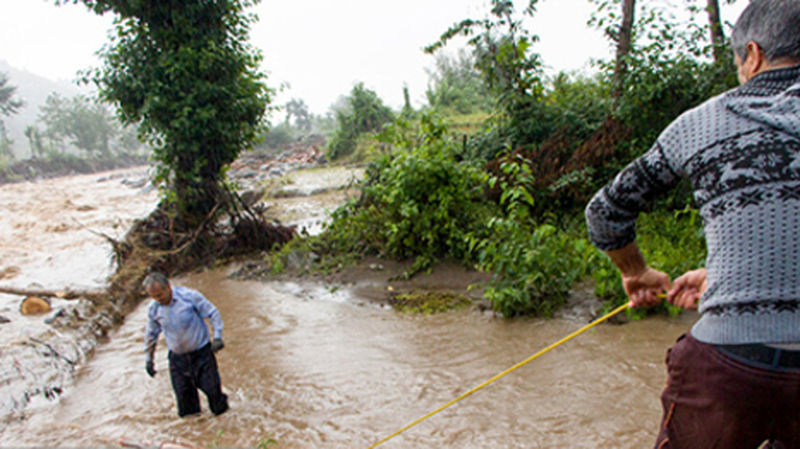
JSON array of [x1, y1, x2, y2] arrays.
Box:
[[211, 338, 224, 353], [145, 355, 156, 377]]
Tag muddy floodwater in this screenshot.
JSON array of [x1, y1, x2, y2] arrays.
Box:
[[0, 165, 698, 448]]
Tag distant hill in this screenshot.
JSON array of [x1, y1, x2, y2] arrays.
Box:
[[0, 60, 92, 158]]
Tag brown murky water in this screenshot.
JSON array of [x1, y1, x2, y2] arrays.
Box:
[[0, 166, 698, 448]]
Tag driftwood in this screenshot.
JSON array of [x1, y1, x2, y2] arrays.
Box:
[[0, 285, 106, 304], [20, 296, 51, 315]]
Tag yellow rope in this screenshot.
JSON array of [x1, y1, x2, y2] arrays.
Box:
[[366, 302, 631, 449]]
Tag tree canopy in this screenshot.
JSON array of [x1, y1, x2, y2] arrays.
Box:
[[69, 0, 272, 227], [0, 73, 22, 159], [327, 82, 394, 160]]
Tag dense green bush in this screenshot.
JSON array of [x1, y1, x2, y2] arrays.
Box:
[[322, 115, 493, 276], [468, 156, 593, 316]]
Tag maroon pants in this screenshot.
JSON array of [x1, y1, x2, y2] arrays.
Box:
[[654, 333, 800, 449]]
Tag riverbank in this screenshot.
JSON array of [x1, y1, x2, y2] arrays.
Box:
[[0, 154, 149, 185]]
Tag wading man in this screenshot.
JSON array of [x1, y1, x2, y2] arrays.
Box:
[[585, 0, 800, 447], [143, 272, 229, 417]]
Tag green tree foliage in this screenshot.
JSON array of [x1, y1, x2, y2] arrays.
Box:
[[24, 125, 50, 159], [426, 0, 555, 161], [591, 0, 738, 135], [424, 50, 494, 115], [71, 0, 272, 226], [0, 73, 22, 117], [327, 82, 394, 160], [37, 93, 118, 157], [284, 98, 312, 132], [258, 122, 295, 150], [545, 72, 610, 137], [323, 114, 492, 276], [0, 72, 22, 160]]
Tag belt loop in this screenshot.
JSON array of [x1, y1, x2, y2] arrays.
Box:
[[772, 348, 783, 369]]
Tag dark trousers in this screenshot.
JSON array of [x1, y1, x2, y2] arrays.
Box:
[[654, 333, 800, 449], [168, 343, 229, 417]]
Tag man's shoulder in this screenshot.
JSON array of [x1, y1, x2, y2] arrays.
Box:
[[147, 299, 160, 315], [676, 90, 731, 124], [172, 286, 204, 302], [658, 90, 736, 149]]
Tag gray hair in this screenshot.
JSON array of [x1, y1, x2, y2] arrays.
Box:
[[731, 0, 800, 63], [142, 272, 170, 291]]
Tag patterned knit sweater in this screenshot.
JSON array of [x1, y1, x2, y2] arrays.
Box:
[[586, 65, 800, 345]]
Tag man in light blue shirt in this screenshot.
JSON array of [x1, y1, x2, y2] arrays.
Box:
[[143, 272, 228, 417]]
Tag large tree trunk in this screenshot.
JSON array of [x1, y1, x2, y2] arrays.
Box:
[[706, 0, 725, 63], [611, 0, 636, 100]]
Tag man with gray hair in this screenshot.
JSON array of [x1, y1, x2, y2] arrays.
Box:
[[585, 0, 800, 447], [143, 272, 228, 417]]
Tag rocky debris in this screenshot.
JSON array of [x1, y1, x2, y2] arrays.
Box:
[[0, 155, 148, 186], [228, 260, 272, 280], [120, 438, 200, 449], [239, 186, 267, 207], [0, 266, 21, 280], [1, 298, 111, 425], [120, 177, 150, 189], [552, 281, 626, 324], [228, 139, 327, 190]]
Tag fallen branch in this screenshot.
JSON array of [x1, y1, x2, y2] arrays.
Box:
[[0, 285, 106, 304]]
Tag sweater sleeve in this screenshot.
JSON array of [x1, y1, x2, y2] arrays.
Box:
[[585, 141, 683, 251]]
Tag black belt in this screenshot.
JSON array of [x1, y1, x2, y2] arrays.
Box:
[[716, 343, 800, 369]]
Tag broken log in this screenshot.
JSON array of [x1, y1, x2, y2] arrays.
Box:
[[0, 285, 106, 304]]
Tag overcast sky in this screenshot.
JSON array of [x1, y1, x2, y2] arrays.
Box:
[[1, 0, 747, 116]]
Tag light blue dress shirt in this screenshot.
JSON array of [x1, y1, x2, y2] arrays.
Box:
[[145, 286, 223, 355]]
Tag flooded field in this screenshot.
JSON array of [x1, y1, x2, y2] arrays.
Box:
[[0, 165, 697, 448]]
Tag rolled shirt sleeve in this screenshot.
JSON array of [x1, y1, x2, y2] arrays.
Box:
[[144, 301, 162, 352], [188, 289, 224, 340]]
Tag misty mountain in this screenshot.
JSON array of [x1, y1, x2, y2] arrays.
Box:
[[0, 59, 92, 158]]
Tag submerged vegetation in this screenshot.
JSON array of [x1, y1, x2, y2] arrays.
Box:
[[391, 291, 473, 315]]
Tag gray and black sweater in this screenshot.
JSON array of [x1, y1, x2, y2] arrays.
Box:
[[586, 65, 800, 345]]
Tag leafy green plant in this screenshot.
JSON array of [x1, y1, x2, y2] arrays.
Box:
[[321, 113, 492, 277], [469, 156, 587, 316]]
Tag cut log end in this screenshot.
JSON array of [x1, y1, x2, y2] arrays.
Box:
[[20, 296, 51, 315]]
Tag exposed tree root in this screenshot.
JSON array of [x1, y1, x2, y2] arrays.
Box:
[[105, 186, 296, 317]]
